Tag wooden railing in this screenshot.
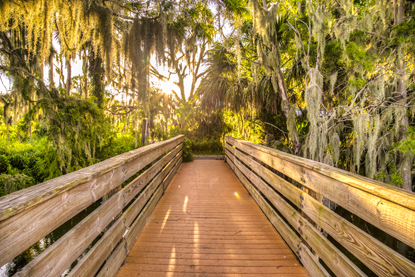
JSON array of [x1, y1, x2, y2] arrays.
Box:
[[225, 136, 415, 277], [0, 135, 184, 277]]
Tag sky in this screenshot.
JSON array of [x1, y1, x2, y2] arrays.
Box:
[[150, 57, 199, 100], [0, 30, 198, 101], [0, 54, 196, 102], [0, 4, 233, 101]]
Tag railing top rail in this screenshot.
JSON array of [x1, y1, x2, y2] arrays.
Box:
[[225, 136, 415, 277], [226, 136, 415, 210], [0, 135, 184, 221]]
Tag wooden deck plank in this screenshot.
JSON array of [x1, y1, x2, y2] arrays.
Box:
[[116, 160, 309, 277]]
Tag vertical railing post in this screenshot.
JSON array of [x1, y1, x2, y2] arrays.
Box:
[[141, 119, 147, 147]]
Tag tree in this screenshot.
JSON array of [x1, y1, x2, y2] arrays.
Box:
[[151, 2, 215, 104], [201, 0, 415, 190]]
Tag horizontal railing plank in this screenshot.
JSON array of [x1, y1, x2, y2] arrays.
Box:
[[125, 157, 182, 249], [226, 156, 330, 277], [124, 153, 182, 227], [226, 138, 415, 277], [226, 137, 415, 251], [14, 146, 182, 277], [96, 158, 182, 277], [0, 136, 183, 268], [0, 135, 184, 220], [67, 152, 182, 277], [226, 150, 364, 277], [97, 185, 164, 277], [226, 136, 415, 211]]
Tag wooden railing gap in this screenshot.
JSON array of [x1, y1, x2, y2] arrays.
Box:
[[226, 148, 304, 216], [226, 136, 415, 277], [0, 135, 184, 277]]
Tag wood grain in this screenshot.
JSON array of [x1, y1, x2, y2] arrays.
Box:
[[226, 136, 415, 210], [95, 158, 182, 277], [97, 184, 165, 277], [226, 140, 415, 277], [226, 157, 329, 277], [115, 160, 308, 277], [13, 149, 182, 277], [66, 154, 182, 277], [226, 137, 415, 251], [226, 153, 364, 277], [0, 135, 184, 221], [0, 137, 183, 265], [0, 137, 183, 268]]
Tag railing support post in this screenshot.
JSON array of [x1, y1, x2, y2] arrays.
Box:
[[141, 119, 147, 147]]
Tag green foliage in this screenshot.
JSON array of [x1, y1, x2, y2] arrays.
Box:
[[224, 110, 265, 144], [97, 134, 136, 160], [0, 154, 9, 173], [394, 127, 415, 155], [0, 174, 35, 197], [345, 41, 374, 71], [190, 138, 224, 155], [0, 120, 139, 197], [375, 162, 404, 188], [0, 136, 62, 184], [182, 137, 194, 162], [221, 0, 249, 16], [33, 94, 115, 173]]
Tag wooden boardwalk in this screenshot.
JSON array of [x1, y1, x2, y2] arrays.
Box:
[[116, 160, 308, 277], [3, 136, 414, 277]]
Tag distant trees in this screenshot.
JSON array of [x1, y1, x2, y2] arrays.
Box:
[[200, 0, 415, 191], [1, 0, 414, 190]]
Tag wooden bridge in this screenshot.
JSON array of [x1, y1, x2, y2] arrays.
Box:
[[0, 135, 414, 277]]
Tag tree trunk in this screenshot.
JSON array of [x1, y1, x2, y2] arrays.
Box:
[[141, 119, 147, 147], [135, 91, 139, 148], [83, 48, 88, 98], [49, 53, 54, 89], [395, 0, 412, 191], [66, 57, 72, 94], [90, 53, 104, 107], [271, 43, 302, 155]]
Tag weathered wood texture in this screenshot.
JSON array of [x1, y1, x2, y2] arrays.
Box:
[[0, 136, 183, 275], [226, 136, 415, 277], [98, 158, 182, 277], [226, 137, 415, 250], [226, 145, 413, 276], [0, 135, 183, 220], [227, 152, 364, 277], [226, 156, 330, 277], [115, 160, 309, 277], [16, 149, 182, 277]]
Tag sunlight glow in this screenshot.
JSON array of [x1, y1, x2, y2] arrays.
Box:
[[156, 77, 176, 96], [160, 206, 171, 234], [166, 245, 176, 277], [194, 221, 199, 246], [151, 59, 201, 100], [183, 196, 188, 212], [193, 221, 199, 262], [155, 76, 196, 98]]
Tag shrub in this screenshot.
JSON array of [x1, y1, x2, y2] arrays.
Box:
[[191, 138, 224, 155], [0, 174, 35, 197], [182, 138, 194, 162], [0, 155, 9, 174]]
